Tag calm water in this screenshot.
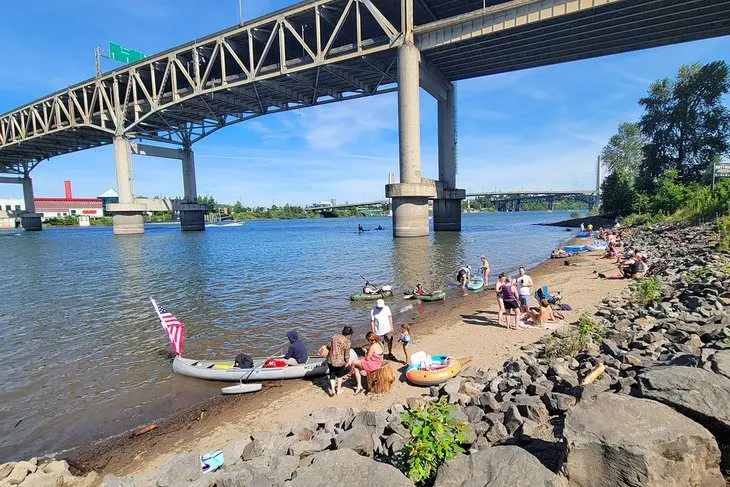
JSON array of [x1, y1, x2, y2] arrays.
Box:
[[0, 211, 574, 461]]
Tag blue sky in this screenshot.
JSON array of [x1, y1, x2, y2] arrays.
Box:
[[1, 1, 729, 206]]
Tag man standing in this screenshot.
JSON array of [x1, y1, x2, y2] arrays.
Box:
[[370, 298, 394, 359], [517, 266, 534, 314]]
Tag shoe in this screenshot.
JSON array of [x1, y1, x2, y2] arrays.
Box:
[[354, 387, 363, 396]]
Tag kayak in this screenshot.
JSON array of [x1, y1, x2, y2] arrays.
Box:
[[466, 275, 485, 291], [172, 356, 328, 382], [350, 289, 394, 301], [221, 383, 262, 394], [406, 355, 461, 386], [404, 291, 446, 302], [564, 245, 589, 253]]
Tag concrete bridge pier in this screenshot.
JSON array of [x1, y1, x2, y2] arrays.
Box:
[[548, 196, 555, 211], [434, 84, 465, 231], [20, 175, 42, 231], [179, 148, 206, 231], [107, 136, 146, 235], [386, 42, 435, 237]]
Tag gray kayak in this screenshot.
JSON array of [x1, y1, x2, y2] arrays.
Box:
[[173, 356, 329, 382]]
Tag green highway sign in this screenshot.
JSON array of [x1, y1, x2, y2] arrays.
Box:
[[109, 42, 146, 64]]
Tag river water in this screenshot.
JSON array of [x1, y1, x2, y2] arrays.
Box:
[[0, 211, 575, 461]]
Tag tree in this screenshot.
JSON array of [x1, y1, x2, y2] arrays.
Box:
[[639, 61, 730, 191], [600, 170, 638, 218], [648, 170, 690, 215], [601, 122, 646, 181], [196, 195, 218, 214], [231, 201, 243, 214]]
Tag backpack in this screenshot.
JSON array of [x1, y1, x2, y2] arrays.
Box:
[[234, 353, 253, 369]]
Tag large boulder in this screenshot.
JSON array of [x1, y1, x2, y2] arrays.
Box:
[[635, 367, 730, 440], [562, 393, 723, 487], [434, 446, 563, 487], [287, 449, 413, 487]]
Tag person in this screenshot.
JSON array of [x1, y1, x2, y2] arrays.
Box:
[[551, 248, 572, 259], [457, 265, 471, 288], [375, 225, 384, 230], [351, 332, 384, 395], [370, 298, 394, 359], [480, 256, 491, 287], [284, 330, 308, 365], [325, 326, 353, 396], [525, 299, 563, 328], [357, 224, 365, 233], [363, 281, 378, 295], [494, 273, 507, 325], [580, 222, 585, 232], [398, 323, 412, 363], [414, 283, 425, 295], [499, 277, 520, 330], [517, 266, 534, 314], [587, 223, 594, 232]]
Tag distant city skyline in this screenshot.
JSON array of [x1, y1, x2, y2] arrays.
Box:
[[1, 1, 729, 206]]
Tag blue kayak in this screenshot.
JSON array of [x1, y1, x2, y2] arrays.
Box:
[[564, 245, 588, 253], [466, 275, 485, 290]]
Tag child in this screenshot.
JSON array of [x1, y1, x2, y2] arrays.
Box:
[[398, 323, 412, 363]]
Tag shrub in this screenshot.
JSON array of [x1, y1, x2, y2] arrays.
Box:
[[396, 399, 468, 484], [719, 216, 730, 251], [622, 213, 665, 227], [632, 276, 662, 304], [543, 314, 605, 358], [569, 211, 581, 219]]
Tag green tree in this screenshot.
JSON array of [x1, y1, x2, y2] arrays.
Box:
[[639, 61, 730, 190], [231, 201, 243, 214], [196, 195, 218, 214], [648, 170, 690, 215], [600, 170, 637, 217], [601, 122, 646, 181]]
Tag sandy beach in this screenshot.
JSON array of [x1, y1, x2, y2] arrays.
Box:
[[71, 240, 631, 479]]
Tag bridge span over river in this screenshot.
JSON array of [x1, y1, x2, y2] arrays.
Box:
[[1, 0, 728, 235]]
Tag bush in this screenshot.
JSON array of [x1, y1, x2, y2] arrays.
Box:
[[569, 211, 581, 219], [719, 215, 730, 251], [396, 399, 468, 484], [44, 216, 79, 226], [543, 314, 605, 358], [632, 276, 662, 304], [621, 213, 665, 227]]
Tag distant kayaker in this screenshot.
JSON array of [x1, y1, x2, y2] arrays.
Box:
[[363, 281, 378, 295], [375, 225, 384, 230], [370, 298, 394, 360], [414, 283, 425, 295], [284, 330, 308, 365], [357, 224, 365, 232]]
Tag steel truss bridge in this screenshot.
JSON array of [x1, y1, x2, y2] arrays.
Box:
[[467, 190, 597, 211], [2, 0, 730, 171]]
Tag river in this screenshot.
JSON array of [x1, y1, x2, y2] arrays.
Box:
[[0, 211, 576, 461]]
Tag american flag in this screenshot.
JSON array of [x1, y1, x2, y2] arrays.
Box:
[[151, 298, 185, 356]]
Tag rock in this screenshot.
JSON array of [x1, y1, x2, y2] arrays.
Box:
[[385, 433, 407, 454], [288, 434, 333, 458], [7, 462, 35, 485], [527, 381, 553, 396], [473, 393, 500, 412], [542, 393, 576, 414], [635, 366, 730, 441], [241, 454, 297, 485], [291, 416, 317, 441], [151, 453, 202, 487], [518, 402, 549, 424], [0, 464, 15, 481], [434, 446, 563, 487], [463, 406, 484, 424], [562, 393, 723, 487], [670, 354, 699, 366], [309, 407, 352, 427], [288, 449, 414, 487], [335, 427, 375, 456], [348, 411, 388, 435], [406, 397, 427, 410], [503, 405, 524, 433], [40, 462, 69, 478], [242, 439, 265, 461], [600, 338, 621, 358], [211, 469, 254, 487], [16, 471, 62, 487], [485, 422, 509, 443], [710, 350, 730, 379], [460, 382, 482, 398]]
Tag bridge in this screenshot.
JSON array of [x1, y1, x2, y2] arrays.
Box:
[[1, 0, 728, 235], [466, 190, 597, 211]]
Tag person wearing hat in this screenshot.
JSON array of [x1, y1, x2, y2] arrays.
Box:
[[370, 298, 394, 360]]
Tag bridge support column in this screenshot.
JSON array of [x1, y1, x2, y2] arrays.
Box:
[[107, 136, 146, 235], [548, 196, 555, 211], [386, 42, 435, 237], [180, 148, 206, 231], [20, 176, 42, 231], [433, 84, 465, 231]]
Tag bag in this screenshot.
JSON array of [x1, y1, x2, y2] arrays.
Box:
[[234, 353, 253, 369]]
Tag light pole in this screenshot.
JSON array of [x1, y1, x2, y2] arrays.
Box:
[[238, 0, 244, 25]]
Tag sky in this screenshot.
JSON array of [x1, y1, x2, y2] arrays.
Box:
[[1, 1, 729, 207]]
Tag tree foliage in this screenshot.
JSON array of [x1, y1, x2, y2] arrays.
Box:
[[600, 170, 637, 217], [196, 195, 219, 214], [639, 61, 730, 190], [601, 122, 646, 180]]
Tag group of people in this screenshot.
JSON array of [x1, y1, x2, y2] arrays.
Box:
[[456, 255, 492, 289], [494, 266, 562, 330], [323, 298, 412, 396]]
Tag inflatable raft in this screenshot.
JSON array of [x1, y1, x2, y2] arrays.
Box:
[[466, 275, 485, 291], [405, 354, 461, 386], [404, 290, 446, 302], [349, 289, 394, 301]]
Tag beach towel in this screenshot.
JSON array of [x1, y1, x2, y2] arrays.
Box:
[[201, 449, 224, 473]]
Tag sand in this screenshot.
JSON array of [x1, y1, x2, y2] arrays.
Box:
[[71, 243, 631, 478]]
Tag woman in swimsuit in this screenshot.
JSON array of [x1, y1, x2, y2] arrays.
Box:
[[350, 332, 384, 395], [494, 273, 507, 326], [499, 278, 520, 330], [480, 255, 491, 287]]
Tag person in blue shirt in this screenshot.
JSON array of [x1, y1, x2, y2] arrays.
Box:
[[284, 330, 308, 365]]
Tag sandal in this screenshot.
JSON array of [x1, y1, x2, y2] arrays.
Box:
[[354, 387, 363, 396]]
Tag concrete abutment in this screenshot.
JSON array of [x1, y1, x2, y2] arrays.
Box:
[[20, 176, 42, 231], [109, 136, 145, 235]]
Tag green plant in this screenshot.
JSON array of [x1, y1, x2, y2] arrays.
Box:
[[569, 211, 581, 219], [719, 215, 730, 251], [543, 314, 605, 358], [632, 276, 663, 304], [396, 399, 468, 484]]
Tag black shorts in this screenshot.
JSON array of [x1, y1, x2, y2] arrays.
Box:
[[504, 300, 519, 310], [328, 365, 348, 379]]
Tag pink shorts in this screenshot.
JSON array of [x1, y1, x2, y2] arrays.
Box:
[[361, 356, 383, 373]]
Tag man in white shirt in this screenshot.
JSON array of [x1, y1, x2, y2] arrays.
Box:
[[517, 266, 534, 313], [370, 298, 394, 359]]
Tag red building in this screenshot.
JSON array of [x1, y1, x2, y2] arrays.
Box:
[[34, 180, 104, 219]]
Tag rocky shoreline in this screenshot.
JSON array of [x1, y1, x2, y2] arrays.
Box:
[[4, 221, 729, 487]]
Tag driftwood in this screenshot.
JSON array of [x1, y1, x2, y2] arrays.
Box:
[[581, 364, 606, 385], [366, 363, 395, 394], [132, 424, 158, 437]]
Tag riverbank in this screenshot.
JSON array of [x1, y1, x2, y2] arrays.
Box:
[[64, 233, 630, 480]]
